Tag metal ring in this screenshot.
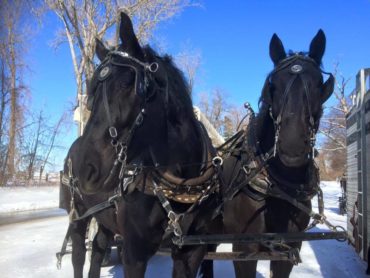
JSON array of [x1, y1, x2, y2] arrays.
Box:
[[148, 62, 159, 73], [334, 226, 347, 242], [212, 156, 223, 167], [109, 126, 118, 138], [244, 102, 251, 109]]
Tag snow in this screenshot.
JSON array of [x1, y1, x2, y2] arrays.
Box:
[[0, 182, 367, 277], [0, 185, 59, 213]]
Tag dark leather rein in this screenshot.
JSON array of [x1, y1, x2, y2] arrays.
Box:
[[62, 51, 221, 236], [266, 54, 334, 159]]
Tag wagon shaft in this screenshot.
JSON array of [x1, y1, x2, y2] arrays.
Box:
[[204, 251, 293, 261], [173, 231, 347, 246]]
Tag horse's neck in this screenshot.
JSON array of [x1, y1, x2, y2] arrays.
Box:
[[268, 158, 308, 185], [256, 114, 308, 184], [166, 117, 203, 177], [256, 112, 275, 154]]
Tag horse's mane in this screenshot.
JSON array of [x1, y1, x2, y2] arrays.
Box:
[[142, 46, 195, 124]]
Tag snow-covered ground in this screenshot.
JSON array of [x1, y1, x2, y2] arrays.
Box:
[[0, 185, 59, 213], [0, 182, 367, 277]]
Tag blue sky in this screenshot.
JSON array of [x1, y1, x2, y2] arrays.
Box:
[[26, 0, 370, 169]]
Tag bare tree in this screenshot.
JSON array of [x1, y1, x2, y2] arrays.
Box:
[[175, 43, 202, 95], [0, 0, 30, 182], [0, 45, 9, 185], [25, 112, 43, 180], [39, 112, 66, 179], [318, 63, 351, 179], [0, 49, 8, 146], [199, 89, 228, 134], [17, 109, 68, 182], [46, 0, 198, 135]]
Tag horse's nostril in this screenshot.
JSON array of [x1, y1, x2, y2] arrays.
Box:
[[86, 163, 98, 182]]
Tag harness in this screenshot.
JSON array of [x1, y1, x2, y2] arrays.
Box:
[[57, 52, 343, 268], [216, 54, 342, 237], [65, 49, 222, 231]]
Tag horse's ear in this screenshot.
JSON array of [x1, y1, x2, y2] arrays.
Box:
[[95, 38, 109, 61], [309, 29, 326, 64], [119, 12, 143, 58], [321, 74, 334, 103], [269, 34, 286, 65]]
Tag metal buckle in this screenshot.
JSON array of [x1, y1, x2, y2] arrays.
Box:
[[168, 211, 183, 236], [243, 165, 251, 175], [109, 126, 118, 138], [212, 156, 223, 167]]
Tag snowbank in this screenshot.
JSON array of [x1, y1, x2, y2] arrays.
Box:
[[0, 185, 59, 213]]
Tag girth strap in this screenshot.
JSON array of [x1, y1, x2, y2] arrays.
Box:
[[72, 194, 120, 222]]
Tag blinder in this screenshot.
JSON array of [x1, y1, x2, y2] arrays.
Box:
[[135, 69, 148, 98], [86, 51, 158, 112]]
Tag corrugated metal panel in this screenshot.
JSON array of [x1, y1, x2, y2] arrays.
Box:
[[347, 124, 358, 135], [347, 135, 358, 244]]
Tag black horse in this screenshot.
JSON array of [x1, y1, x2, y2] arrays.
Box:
[[215, 30, 334, 278], [67, 12, 221, 278], [58, 137, 118, 278]]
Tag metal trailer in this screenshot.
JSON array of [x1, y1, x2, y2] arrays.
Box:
[[346, 68, 370, 260]]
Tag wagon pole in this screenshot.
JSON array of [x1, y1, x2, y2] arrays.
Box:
[[173, 231, 347, 246]]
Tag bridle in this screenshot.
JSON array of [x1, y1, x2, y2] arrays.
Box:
[[265, 53, 334, 159], [90, 50, 159, 139], [87, 50, 160, 187], [73, 49, 221, 237]]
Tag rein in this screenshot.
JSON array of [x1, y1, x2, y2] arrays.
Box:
[[267, 54, 333, 159], [220, 54, 343, 236], [64, 50, 222, 237]]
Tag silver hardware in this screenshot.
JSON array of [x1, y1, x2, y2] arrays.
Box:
[[148, 62, 159, 72], [100, 66, 110, 78], [212, 156, 223, 167], [291, 64, 303, 73], [168, 211, 183, 236], [109, 126, 118, 138]]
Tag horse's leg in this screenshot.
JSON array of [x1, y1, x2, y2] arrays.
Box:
[[267, 200, 310, 278], [197, 244, 217, 278], [269, 243, 301, 278], [88, 225, 112, 278], [172, 245, 208, 278], [224, 193, 266, 278], [198, 259, 213, 278], [120, 232, 159, 278], [117, 193, 165, 278], [70, 219, 89, 278], [367, 244, 370, 275]]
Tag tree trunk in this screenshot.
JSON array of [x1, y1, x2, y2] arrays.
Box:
[[40, 114, 64, 179], [0, 58, 6, 145], [7, 37, 16, 177], [27, 112, 42, 181]]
